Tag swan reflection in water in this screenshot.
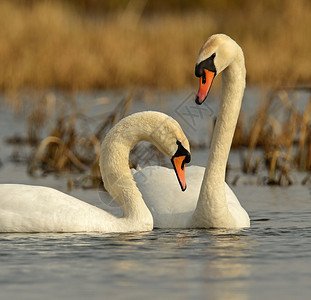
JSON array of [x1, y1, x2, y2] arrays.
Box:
[[174, 229, 251, 300], [101, 229, 252, 300]]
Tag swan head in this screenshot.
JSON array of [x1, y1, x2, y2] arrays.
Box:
[[147, 113, 191, 191], [194, 34, 242, 104], [101, 111, 191, 193], [170, 140, 191, 191]]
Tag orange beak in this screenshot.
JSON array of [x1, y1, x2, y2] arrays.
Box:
[[195, 69, 216, 105], [172, 155, 187, 191]]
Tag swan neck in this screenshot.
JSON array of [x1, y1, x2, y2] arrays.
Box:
[[207, 56, 245, 181], [193, 50, 245, 227], [99, 116, 154, 222]]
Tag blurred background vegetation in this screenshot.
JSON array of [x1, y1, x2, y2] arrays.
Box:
[[0, 0, 310, 186], [0, 0, 310, 91]]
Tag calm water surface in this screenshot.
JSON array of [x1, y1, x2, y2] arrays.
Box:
[[1, 92, 311, 299], [0, 185, 310, 300]]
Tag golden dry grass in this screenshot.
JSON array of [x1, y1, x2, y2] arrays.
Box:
[[233, 89, 311, 185], [0, 0, 310, 91], [2, 1, 311, 186]]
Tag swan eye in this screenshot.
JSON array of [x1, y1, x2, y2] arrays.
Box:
[[174, 140, 191, 163], [195, 53, 217, 78], [202, 71, 206, 84]]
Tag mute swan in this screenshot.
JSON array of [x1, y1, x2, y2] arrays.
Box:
[[136, 34, 250, 229], [0, 111, 191, 233]]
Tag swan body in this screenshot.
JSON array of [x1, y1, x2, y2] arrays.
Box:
[[136, 166, 249, 228], [136, 34, 250, 229], [0, 184, 128, 232], [0, 111, 190, 233]]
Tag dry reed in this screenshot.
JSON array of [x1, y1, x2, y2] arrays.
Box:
[[4, 87, 310, 187], [233, 88, 311, 185], [27, 91, 133, 188], [0, 0, 310, 92]]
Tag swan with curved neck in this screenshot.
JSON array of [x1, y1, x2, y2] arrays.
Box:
[[0, 111, 190, 233], [137, 34, 250, 228]]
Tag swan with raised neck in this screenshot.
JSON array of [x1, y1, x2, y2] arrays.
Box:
[[0, 111, 191, 233], [136, 34, 249, 229], [191, 34, 249, 228]]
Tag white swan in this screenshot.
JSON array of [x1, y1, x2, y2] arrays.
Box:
[[136, 34, 250, 229], [0, 111, 191, 233]]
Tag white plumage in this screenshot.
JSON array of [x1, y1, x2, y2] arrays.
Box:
[[0, 111, 190, 233], [135, 34, 250, 229]]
